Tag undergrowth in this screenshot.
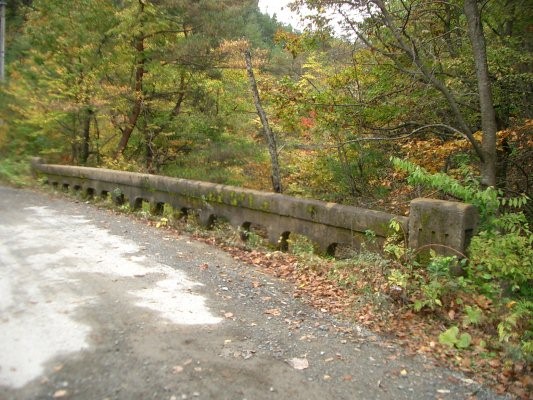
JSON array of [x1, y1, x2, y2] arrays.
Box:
[[0, 158, 33, 186], [390, 158, 532, 363]]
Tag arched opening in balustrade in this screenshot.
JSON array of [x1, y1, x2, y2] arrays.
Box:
[[240, 222, 269, 245], [331, 242, 365, 259], [111, 190, 125, 205], [179, 207, 189, 219], [278, 231, 290, 251], [240, 221, 251, 240], [199, 212, 216, 229], [62, 183, 69, 192], [326, 243, 338, 257], [165, 206, 197, 224], [86, 188, 95, 199], [73, 185, 82, 192], [150, 202, 165, 216], [283, 232, 312, 254], [131, 197, 143, 211]]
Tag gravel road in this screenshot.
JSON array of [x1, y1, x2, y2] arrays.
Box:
[[0, 185, 508, 400]]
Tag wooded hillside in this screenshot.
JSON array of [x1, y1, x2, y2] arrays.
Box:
[[1, 0, 531, 209], [0, 1, 532, 396]]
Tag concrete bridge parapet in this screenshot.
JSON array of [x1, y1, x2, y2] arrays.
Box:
[[31, 158, 477, 257]]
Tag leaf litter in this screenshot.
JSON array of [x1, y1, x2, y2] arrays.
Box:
[[146, 217, 530, 399], [198, 241, 530, 398], [287, 357, 309, 370]]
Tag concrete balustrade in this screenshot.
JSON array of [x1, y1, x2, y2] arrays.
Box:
[[31, 158, 478, 257]]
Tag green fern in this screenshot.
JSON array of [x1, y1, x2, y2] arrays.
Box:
[[390, 157, 529, 227]]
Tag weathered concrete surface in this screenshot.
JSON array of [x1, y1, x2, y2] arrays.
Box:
[[31, 159, 408, 255], [409, 198, 479, 257], [0, 186, 504, 400]]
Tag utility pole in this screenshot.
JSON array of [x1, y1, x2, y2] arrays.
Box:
[[0, 0, 6, 82]]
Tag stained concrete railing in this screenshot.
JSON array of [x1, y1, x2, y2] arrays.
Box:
[[31, 158, 478, 256]]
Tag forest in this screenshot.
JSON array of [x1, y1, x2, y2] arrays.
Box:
[[0, 0, 531, 397]]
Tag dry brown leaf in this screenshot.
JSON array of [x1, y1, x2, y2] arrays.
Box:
[[475, 295, 492, 310], [287, 357, 309, 370], [172, 365, 184, 374], [459, 358, 472, 370], [448, 309, 456, 320]]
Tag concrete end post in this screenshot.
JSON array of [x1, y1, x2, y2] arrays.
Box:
[[30, 157, 44, 178], [409, 198, 478, 257]]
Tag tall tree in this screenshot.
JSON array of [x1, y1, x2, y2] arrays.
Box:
[[464, 0, 498, 186], [111, 0, 147, 158], [245, 48, 282, 193], [3, 0, 115, 163], [290, 0, 531, 186], [107, 0, 263, 167]]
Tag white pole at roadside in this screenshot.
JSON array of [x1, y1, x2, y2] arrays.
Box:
[[0, 0, 6, 82]]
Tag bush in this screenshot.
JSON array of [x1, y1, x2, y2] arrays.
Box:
[[0, 158, 32, 186], [392, 157, 533, 362]]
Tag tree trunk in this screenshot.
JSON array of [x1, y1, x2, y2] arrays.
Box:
[[143, 119, 154, 173], [145, 72, 188, 172], [372, 0, 485, 163], [443, 2, 459, 58], [464, 0, 498, 187], [80, 108, 92, 164], [244, 49, 282, 193], [115, 1, 145, 158], [171, 73, 187, 117], [94, 113, 101, 164]]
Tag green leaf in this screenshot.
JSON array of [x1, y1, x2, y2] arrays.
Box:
[[463, 305, 483, 326], [456, 333, 472, 349], [439, 326, 459, 347]]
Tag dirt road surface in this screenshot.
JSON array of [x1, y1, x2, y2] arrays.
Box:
[[0, 186, 507, 400]]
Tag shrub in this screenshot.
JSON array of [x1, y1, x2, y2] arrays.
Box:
[[392, 157, 532, 361]]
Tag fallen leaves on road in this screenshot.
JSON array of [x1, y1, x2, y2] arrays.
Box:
[[52, 390, 68, 398], [172, 365, 184, 374], [53, 364, 63, 372], [186, 225, 531, 398], [287, 357, 309, 370]]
